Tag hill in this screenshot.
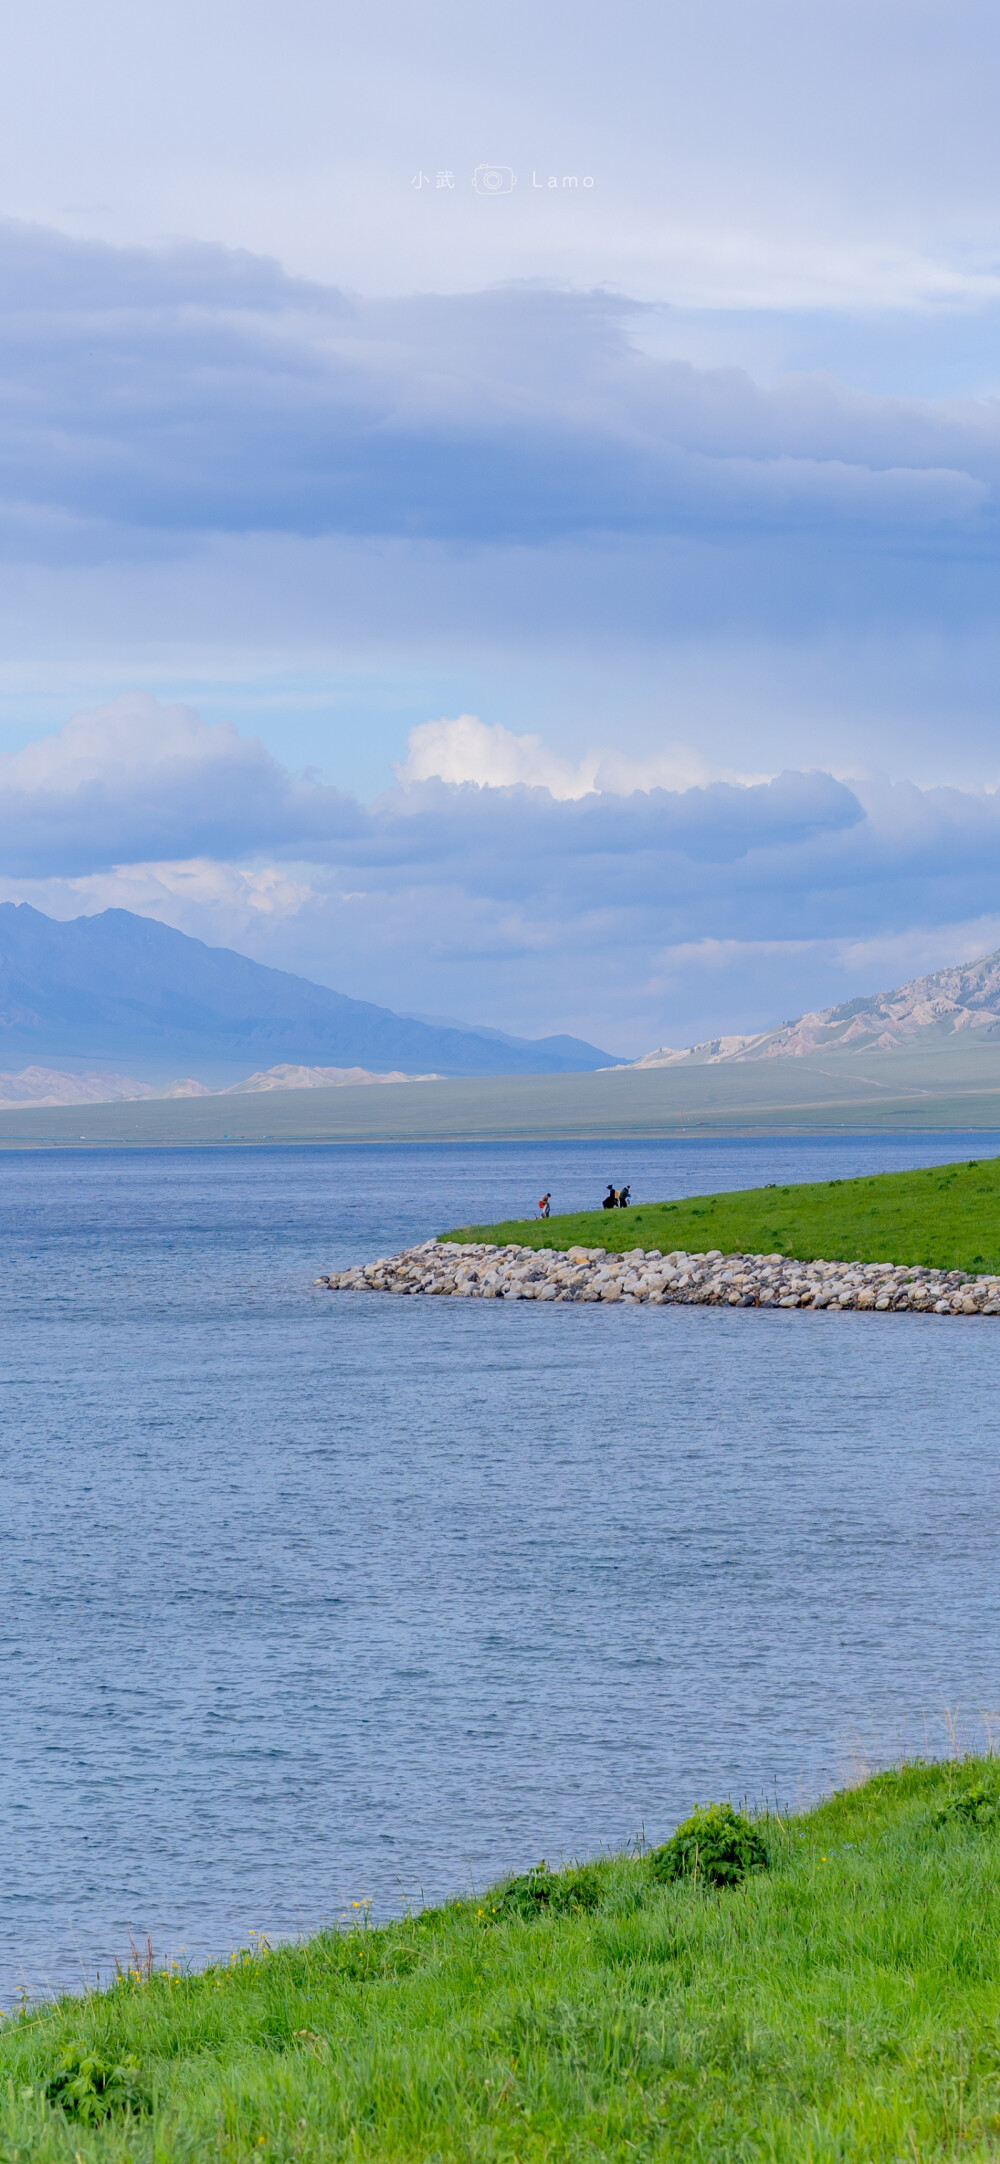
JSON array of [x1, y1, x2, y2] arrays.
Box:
[[1, 1759, 999, 2157], [0, 904, 619, 1077], [631, 945, 1000, 1066], [0, 1061, 446, 1107]]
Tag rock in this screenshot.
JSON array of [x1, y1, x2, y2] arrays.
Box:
[[315, 1237, 1000, 1321]]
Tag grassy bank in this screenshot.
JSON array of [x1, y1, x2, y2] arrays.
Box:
[[4, 1761, 1000, 2157], [445, 1152, 1000, 1272]]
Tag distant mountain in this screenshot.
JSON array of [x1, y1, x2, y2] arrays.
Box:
[[0, 905, 620, 1076], [0, 1065, 164, 1108], [224, 1063, 439, 1093], [0, 1061, 449, 1107], [629, 948, 1000, 1068]]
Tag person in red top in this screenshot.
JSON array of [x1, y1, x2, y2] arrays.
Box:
[[538, 1193, 551, 1217]]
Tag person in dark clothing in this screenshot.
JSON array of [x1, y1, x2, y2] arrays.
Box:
[[602, 1184, 617, 1209], [618, 1185, 631, 1208]]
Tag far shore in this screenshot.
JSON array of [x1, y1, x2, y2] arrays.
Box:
[[6, 1040, 1000, 1146]]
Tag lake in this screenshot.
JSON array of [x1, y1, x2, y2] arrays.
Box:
[[2, 1131, 1000, 1999]]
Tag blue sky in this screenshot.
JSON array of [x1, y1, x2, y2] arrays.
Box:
[[2, 0, 1000, 1054]]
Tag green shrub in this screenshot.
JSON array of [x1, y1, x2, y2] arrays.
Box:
[[494, 1860, 602, 1919], [933, 1782, 1000, 1830], [44, 2043, 149, 2124], [650, 1803, 768, 1889]]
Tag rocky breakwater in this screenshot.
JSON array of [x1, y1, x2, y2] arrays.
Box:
[[317, 1243, 1000, 1314]]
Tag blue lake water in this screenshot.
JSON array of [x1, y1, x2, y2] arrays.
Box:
[[3, 1130, 1000, 1999]]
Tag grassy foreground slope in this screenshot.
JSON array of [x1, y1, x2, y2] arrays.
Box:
[[6, 1762, 1000, 2159], [446, 1153, 1000, 1272]]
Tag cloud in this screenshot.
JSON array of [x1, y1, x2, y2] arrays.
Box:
[[394, 714, 768, 798], [0, 695, 863, 884], [397, 715, 596, 798], [12, 694, 1000, 946], [0, 692, 362, 875], [5, 222, 1000, 810], [0, 221, 998, 570], [0, 857, 315, 949], [14, 694, 1000, 1052], [7, 0, 1000, 316]]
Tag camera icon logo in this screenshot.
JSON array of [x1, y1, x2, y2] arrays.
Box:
[[472, 164, 517, 195]]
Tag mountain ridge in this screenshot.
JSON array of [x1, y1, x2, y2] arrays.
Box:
[[0, 904, 620, 1076], [629, 948, 1000, 1067]]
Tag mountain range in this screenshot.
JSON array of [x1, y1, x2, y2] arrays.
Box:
[[0, 905, 619, 1078], [629, 949, 1000, 1066]]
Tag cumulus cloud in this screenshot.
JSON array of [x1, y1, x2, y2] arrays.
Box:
[[394, 715, 768, 797], [14, 693, 1000, 1048], [397, 716, 596, 798], [7, 693, 1000, 925], [0, 695, 863, 885], [0, 692, 361, 875]]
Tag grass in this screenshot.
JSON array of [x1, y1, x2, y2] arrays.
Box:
[[6, 1761, 1000, 2156], [443, 1152, 1000, 1272]]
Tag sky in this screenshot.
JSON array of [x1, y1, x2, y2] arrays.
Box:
[[2, 0, 1000, 1054]]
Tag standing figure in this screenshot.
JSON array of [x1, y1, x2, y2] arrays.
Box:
[[538, 1193, 551, 1218], [602, 1183, 617, 1210], [618, 1185, 631, 1208]]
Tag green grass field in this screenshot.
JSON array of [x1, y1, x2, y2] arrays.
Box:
[[6, 1760, 1000, 2159], [445, 1152, 1000, 1272]]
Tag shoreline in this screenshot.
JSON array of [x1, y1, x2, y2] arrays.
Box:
[[4, 1758, 1000, 2153], [318, 1239, 1000, 1314]]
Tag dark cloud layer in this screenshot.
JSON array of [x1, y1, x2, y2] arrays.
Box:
[[1, 221, 999, 563]]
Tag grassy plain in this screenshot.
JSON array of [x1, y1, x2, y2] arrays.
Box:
[[7, 1040, 1000, 1147], [446, 1153, 1000, 1272], [6, 1761, 1000, 2159]]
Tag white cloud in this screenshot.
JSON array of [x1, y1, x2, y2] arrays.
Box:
[[394, 714, 768, 798], [0, 693, 245, 790], [396, 715, 595, 798]]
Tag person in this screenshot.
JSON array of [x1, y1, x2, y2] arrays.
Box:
[[538, 1193, 551, 1218], [618, 1184, 631, 1208], [602, 1183, 617, 1209]]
